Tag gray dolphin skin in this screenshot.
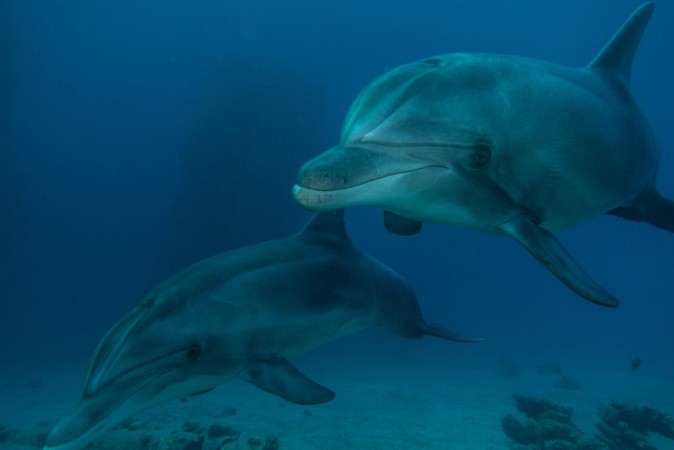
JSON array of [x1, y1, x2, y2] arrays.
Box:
[[44, 210, 480, 450], [292, 2, 674, 308]]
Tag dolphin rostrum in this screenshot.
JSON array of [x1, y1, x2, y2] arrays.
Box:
[[292, 2, 673, 308], [44, 210, 480, 450]]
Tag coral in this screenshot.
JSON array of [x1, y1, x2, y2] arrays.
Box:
[[181, 421, 204, 434], [218, 435, 239, 448], [262, 435, 281, 450], [543, 439, 577, 450], [139, 434, 158, 450], [502, 414, 536, 446], [183, 436, 205, 450], [158, 431, 190, 450], [207, 424, 240, 439], [502, 395, 674, 450], [598, 401, 674, 439], [591, 401, 674, 449], [503, 395, 582, 449], [513, 394, 574, 424], [593, 420, 655, 450]]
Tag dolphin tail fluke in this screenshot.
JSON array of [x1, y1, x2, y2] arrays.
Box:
[[606, 190, 674, 232], [500, 215, 619, 308], [239, 357, 335, 405], [588, 1, 654, 85], [420, 323, 484, 343]]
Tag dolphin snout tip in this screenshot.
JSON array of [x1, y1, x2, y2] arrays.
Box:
[[291, 184, 335, 211], [296, 164, 352, 191]]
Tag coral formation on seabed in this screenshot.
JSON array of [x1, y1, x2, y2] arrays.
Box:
[[502, 394, 674, 450]]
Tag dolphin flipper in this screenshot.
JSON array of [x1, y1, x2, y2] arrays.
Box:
[[606, 190, 674, 232], [239, 358, 335, 405], [500, 216, 619, 307], [384, 210, 423, 235]]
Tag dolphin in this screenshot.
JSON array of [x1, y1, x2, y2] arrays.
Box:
[[292, 2, 674, 308], [44, 210, 480, 450]]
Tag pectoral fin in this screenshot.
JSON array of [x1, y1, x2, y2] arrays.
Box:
[[239, 357, 335, 405], [384, 210, 423, 235], [606, 190, 674, 232], [500, 215, 618, 307]]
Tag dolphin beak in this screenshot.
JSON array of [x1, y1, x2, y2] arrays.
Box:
[[44, 304, 190, 450], [296, 144, 437, 191], [43, 383, 137, 450], [296, 145, 382, 191], [293, 144, 446, 210]]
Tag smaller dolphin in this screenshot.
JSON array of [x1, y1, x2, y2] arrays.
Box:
[[44, 210, 480, 450], [292, 2, 673, 307]]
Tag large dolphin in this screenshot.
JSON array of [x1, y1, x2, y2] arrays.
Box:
[[292, 2, 673, 307], [44, 211, 480, 450]]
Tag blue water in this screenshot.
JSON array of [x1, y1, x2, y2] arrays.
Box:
[[2, 0, 673, 445]]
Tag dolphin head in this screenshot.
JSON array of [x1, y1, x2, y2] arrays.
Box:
[[293, 54, 518, 228], [45, 290, 232, 450]]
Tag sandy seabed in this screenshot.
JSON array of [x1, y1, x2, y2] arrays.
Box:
[[1, 343, 673, 450]]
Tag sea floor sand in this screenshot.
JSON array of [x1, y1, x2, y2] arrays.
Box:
[[1, 342, 672, 450]]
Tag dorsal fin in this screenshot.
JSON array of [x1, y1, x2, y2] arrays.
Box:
[[300, 209, 348, 240], [588, 2, 654, 86]]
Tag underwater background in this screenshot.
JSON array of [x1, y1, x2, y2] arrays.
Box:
[[2, 0, 673, 448]]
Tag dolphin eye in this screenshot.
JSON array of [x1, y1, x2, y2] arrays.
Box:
[[185, 343, 202, 361], [464, 143, 492, 169]]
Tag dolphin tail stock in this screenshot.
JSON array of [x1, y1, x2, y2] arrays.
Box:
[[588, 1, 654, 85], [238, 357, 335, 405], [606, 190, 674, 232], [419, 323, 484, 343], [499, 215, 619, 308]]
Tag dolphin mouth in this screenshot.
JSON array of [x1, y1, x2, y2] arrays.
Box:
[[295, 143, 453, 193], [84, 301, 196, 399], [297, 165, 440, 192], [87, 345, 190, 396], [294, 139, 490, 199], [293, 165, 444, 211]]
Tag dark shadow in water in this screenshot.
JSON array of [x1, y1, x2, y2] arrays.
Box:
[[155, 54, 327, 277]]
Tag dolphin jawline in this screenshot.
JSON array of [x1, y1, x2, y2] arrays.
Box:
[[299, 164, 442, 192], [86, 345, 190, 396], [293, 165, 448, 211]]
